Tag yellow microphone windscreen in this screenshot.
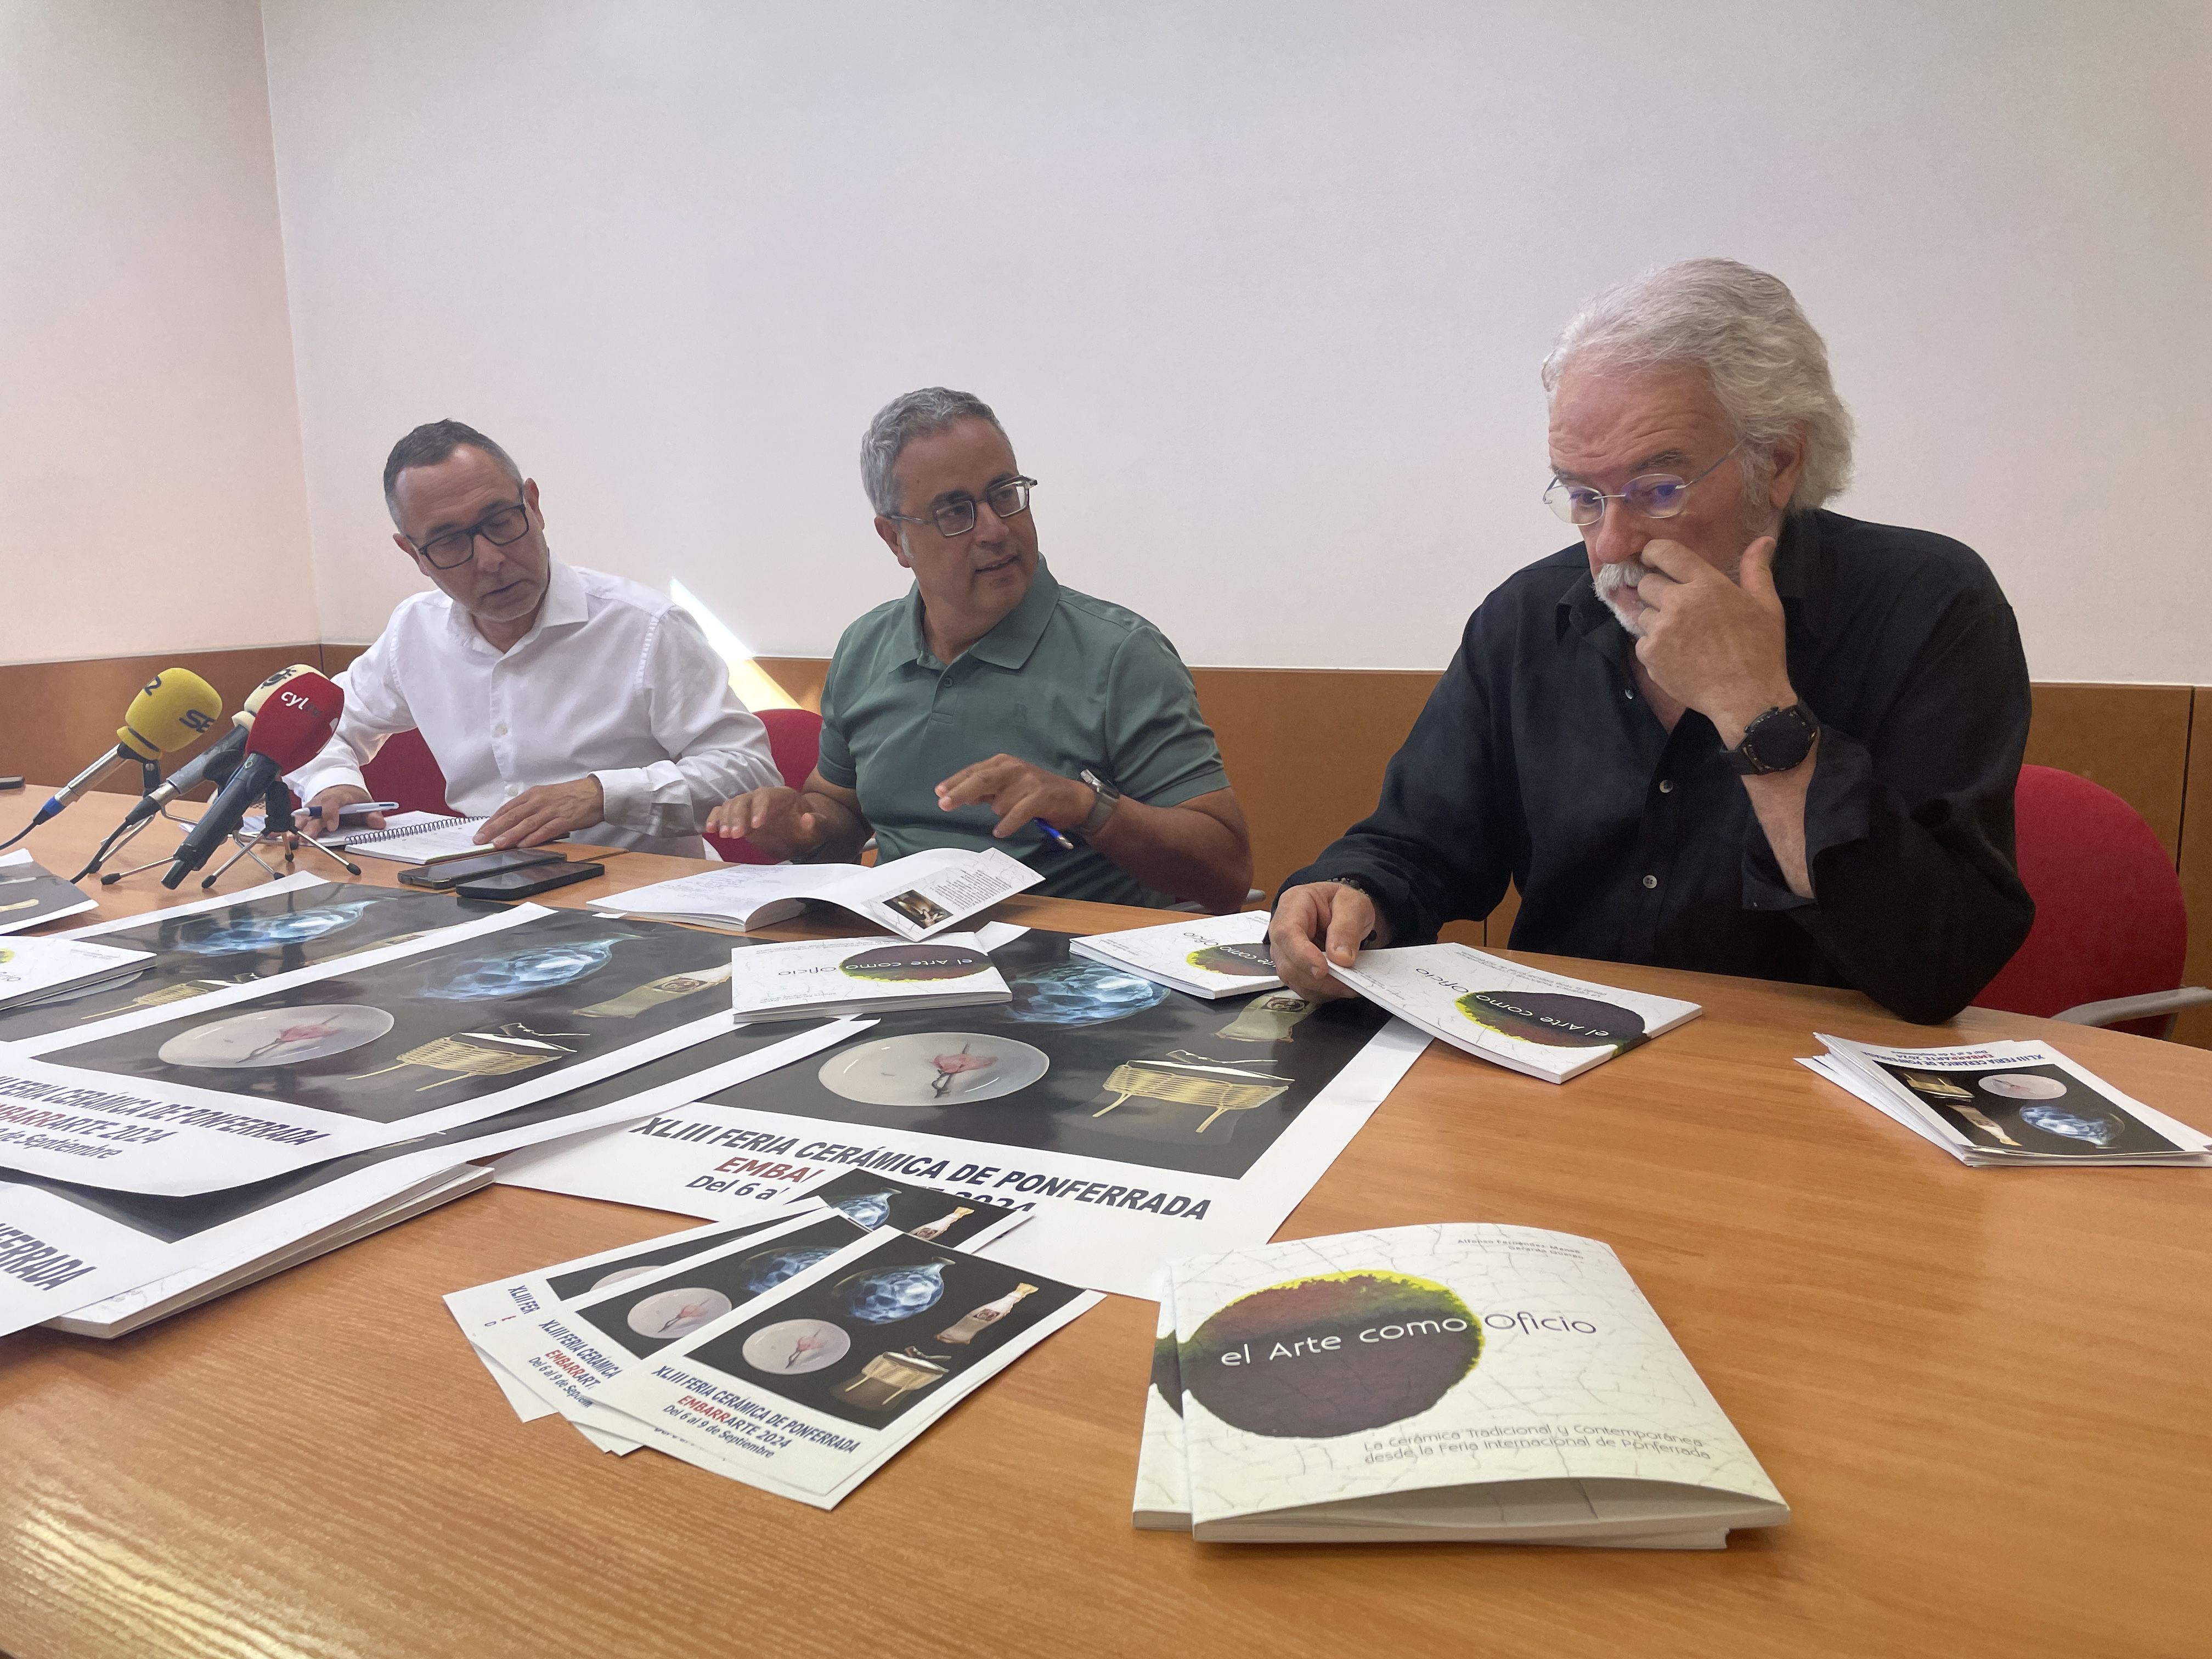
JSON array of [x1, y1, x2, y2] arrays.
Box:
[[117, 669, 224, 759]]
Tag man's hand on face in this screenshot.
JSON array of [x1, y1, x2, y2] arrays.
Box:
[[1629, 534, 1796, 745], [1266, 882, 1377, 1001], [706, 788, 829, 860], [934, 754, 1095, 838], [477, 777, 605, 849], [302, 786, 385, 838]]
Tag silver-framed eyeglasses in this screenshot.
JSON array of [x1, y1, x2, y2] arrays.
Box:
[[1544, 444, 1741, 526], [410, 497, 531, 569], [887, 476, 1036, 538]]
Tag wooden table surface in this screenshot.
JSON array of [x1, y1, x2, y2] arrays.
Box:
[[2, 794, 2208, 1659]]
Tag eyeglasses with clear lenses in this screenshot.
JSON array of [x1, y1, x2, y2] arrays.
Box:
[[1544, 444, 1741, 527], [887, 476, 1036, 539], [412, 498, 531, 569]]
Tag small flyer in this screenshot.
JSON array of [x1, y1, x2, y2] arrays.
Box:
[[728, 934, 1011, 1022], [590, 1227, 1099, 1508]]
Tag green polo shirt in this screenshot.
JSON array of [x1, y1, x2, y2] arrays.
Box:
[[816, 560, 1231, 907]]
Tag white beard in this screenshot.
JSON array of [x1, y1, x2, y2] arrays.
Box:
[[1594, 560, 1652, 637]]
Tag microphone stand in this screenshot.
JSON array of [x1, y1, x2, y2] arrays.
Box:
[[72, 757, 181, 884], [193, 777, 363, 891]]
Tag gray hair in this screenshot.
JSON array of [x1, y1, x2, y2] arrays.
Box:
[[1541, 258, 1854, 513], [383, 419, 523, 524], [860, 388, 1007, 516]]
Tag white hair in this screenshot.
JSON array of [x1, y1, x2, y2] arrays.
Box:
[[860, 387, 1007, 516], [1541, 258, 1854, 513]]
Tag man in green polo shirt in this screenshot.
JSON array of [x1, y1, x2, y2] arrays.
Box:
[[708, 387, 1252, 911]]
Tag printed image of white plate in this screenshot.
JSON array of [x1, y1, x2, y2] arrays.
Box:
[[1978, 1073, 2068, 1101], [156, 1003, 396, 1069], [589, 1265, 658, 1292], [625, 1287, 732, 1341], [817, 1030, 1050, 1106], [740, 1317, 852, 1376]]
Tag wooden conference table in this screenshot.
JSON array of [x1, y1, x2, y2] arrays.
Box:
[[2, 794, 2209, 1659]]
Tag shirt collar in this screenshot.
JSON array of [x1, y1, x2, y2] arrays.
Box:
[[443, 555, 585, 657], [906, 558, 1061, 671]]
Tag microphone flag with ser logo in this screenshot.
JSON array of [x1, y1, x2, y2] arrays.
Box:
[[1, 669, 223, 848]]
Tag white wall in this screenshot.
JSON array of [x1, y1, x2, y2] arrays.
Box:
[[0, 0, 317, 664], [261, 1, 2211, 681]]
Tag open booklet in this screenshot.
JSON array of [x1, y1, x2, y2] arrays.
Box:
[[1804, 1034, 2212, 1166], [1137, 1223, 1788, 1547], [0, 934, 152, 1011], [1069, 910, 1282, 999], [1330, 943, 1700, 1082], [592, 845, 1043, 942], [727, 934, 1012, 1022]]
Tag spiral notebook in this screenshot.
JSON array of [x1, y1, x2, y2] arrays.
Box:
[[326, 811, 496, 862]]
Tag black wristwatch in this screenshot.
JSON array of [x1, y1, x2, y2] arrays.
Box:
[[1725, 704, 1819, 776], [1077, 768, 1120, 837]]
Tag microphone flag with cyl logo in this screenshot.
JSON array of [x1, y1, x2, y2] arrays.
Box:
[[161, 672, 346, 887]]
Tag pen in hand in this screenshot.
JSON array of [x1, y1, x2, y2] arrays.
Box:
[[1032, 818, 1076, 852]]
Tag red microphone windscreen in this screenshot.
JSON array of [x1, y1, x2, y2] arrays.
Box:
[[244, 672, 346, 770]]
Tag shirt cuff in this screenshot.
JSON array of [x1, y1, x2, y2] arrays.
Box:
[[1741, 722, 1872, 914], [287, 757, 368, 805], [1135, 766, 1232, 810]]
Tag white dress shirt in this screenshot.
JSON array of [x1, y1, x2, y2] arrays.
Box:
[[291, 558, 777, 857]]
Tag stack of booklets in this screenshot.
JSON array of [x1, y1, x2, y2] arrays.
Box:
[[591, 846, 1043, 942], [0, 848, 98, 934], [0, 935, 153, 1011], [1134, 1223, 1789, 1547], [1330, 943, 1700, 1082], [1803, 1034, 2212, 1166], [1069, 910, 1282, 998], [728, 934, 1012, 1021], [447, 1170, 1098, 1508]]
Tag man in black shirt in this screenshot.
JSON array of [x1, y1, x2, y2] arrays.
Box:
[[1271, 259, 2032, 1024]]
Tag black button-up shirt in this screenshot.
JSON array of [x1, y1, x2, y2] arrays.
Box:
[[1285, 510, 2034, 1023]]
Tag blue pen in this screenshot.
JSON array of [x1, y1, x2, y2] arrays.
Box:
[[1032, 818, 1076, 851]]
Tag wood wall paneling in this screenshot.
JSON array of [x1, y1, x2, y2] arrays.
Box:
[[2171, 689, 2212, 1048], [2022, 682, 2193, 861], [0, 646, 327, 806]]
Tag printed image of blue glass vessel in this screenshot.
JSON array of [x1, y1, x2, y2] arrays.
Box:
[[825, 1189, 896, 1230], [1001, 960, 1168, 1028], [834, 1259, 949, 1324], [176, 900, 382, 956], [740, 1244, 841, 1295], [420, 940, 617, 1000], [2019, 1104, 2123, 1147]]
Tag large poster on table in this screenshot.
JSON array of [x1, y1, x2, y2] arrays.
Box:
[[499, 930, 1430, 1297], [0, 873, 478, 1043], [0, 905, 748, 1195], [0, 1018, 867, 1339]]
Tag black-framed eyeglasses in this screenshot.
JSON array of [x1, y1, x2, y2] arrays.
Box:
[[1543, 444, 1741, 526], [410, 497, 531, 569], [886, 476, 1036, 538]]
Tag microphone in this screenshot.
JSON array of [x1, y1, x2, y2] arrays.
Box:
[[161, 673, 345, 889], [1, 669, 223, 848], [117, 664, 318, 830]]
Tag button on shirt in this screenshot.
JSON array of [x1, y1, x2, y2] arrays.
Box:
[[291, 559, 779, 857], [817, 560, 1231, 907], [1286, 510, 2035, 1024]]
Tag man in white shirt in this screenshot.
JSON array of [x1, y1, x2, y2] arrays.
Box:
[[292, 420, 778, 857]]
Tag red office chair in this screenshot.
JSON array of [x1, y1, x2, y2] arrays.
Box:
[[706, 708, 825, 865], [359, 728, 454, 816], [1973, 764, 2212, 1038]]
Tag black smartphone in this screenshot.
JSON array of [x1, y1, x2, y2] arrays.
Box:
[[451, 861, 606, 901], [397, 848, 565, 889]]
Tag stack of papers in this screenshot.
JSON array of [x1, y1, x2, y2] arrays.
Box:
[[1135, 1223, 1788, 1547], [0, 935, 152, 1011], [728, 934, 1012, 1022], [448, 1171, 1096, 1508], [1331, 943, 1700, 1082], [593, 846, 1043, 942], [1803, 1034, 2212, 1166], [1069, 910, 1282, 998], [0, 848, 97, 934]]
